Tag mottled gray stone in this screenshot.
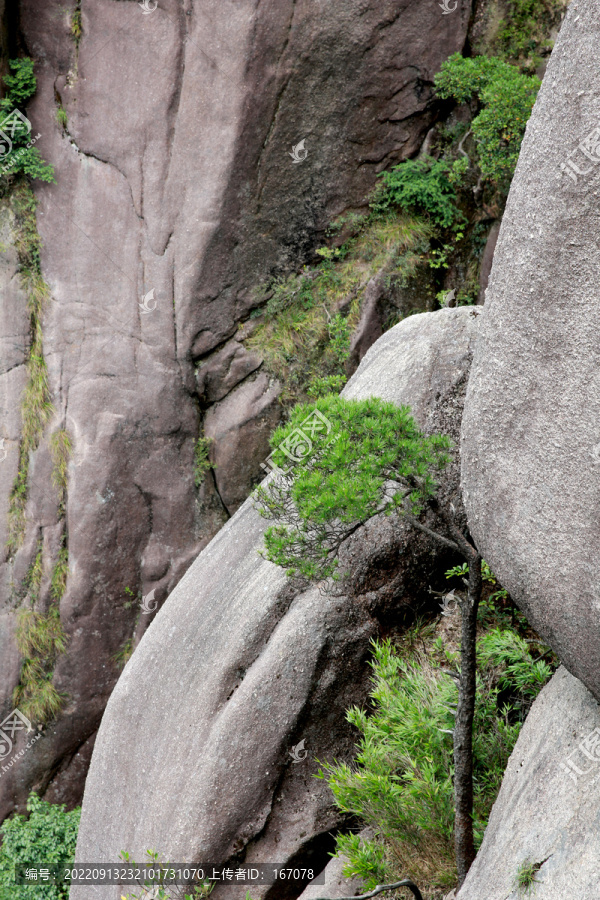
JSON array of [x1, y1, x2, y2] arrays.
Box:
[[458, 667, 600, 900], [461, 0, 600, 702]]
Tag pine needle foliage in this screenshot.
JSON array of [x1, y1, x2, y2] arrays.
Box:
[[253, 395, 451, 582]]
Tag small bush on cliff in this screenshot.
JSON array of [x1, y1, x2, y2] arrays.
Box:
[[0, 793, 80, 900], [321, 629, 554, 894], [0, 58, 54, 183], [254, 395, 487, 887], [373, 157, 465, 231], [434, 54, 540, 190]]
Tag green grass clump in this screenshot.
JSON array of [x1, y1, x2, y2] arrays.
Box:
[[50, 544, 69, 602], [0, 793, 80, 900], [373, 157, 465, 231], [56, 105, 68, 131], [13, 605, 68, 723], [6, 183, 55, 555], [50, 429, 72, 516], [247, 214, 433, 405], [194, 435, 213, 487], [515, 858, 543, 894], [70, 5, 82, 46], [318, 626, 555, 895]]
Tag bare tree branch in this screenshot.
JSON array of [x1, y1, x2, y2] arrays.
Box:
[[310, 879, 424, 900]]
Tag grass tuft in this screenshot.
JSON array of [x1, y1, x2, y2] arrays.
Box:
[[13, 605, 69, 724]]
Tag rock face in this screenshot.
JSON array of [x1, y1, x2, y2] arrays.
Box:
[[461, 0, 600, 702], [0, 0, 472, 818], [457, 667, 600, 900], [70, 306, 480, 900]]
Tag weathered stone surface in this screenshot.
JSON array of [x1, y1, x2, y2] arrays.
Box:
[[476, 220, 500, 304], [458, 667, 600, 900], [461, 0, 600, 702], [197, 342, 263, 404], [0, 0, 472, 820], [297, 852, 365, 900], [347, 273, 385, 375], [70, 307, 480, 900], [204, 373, 283, 515]]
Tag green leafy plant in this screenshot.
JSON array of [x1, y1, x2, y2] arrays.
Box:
[[0, 793, 80, 900], [434, 54, 540, 190], [373, 157, 465, 230], [495, 0, 565, 69], [119, 851, 214, 900], [0, 58, 54, 183], [320, 632, 555, 895]]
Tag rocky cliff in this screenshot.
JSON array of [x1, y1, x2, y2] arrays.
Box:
[[0, 0, 471, 820], [70, 306, 481, 900]]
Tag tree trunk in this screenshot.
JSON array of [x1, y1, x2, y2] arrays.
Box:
[[454, 554, 482, 888]]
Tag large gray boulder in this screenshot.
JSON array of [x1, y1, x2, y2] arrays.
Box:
[[70, 307, 480, 900], [460, 0, 600, 701], [458, 667, 600, 900], [0, 0, 472, 818]]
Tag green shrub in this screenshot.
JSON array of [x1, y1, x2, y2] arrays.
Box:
[[319, 630, 555, 893], [496, 0, 564, 67], [434, 54, 540, 188], [374, 157, 464, 230], [0, 793, 80, 900], [0, 59, 54, 183]]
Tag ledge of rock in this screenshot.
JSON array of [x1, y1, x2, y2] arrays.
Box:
[[70, 307, 479, 900]]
